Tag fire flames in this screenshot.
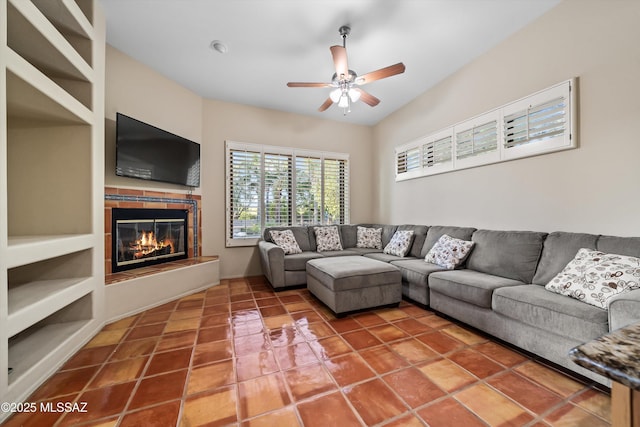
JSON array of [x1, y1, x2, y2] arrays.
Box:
[[131, 231, 174, 259]]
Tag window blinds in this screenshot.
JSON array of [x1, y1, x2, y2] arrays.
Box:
[[226, 141, 350, 246]]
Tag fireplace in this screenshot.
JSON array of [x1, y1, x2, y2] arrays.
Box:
[[112, 208, 188, 273]]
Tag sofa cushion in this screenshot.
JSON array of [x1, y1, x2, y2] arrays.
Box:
[[339, 224, 358, 248], [306, 256, 400, 292], [384, 230, 415, 257], [269, 229, 302, 255], [466, 229, 546, 283], [429, 270, 524, 309], [283, 252, 324, 271], [421, 226, 476, 258], [397, 225, 429, 257], [545, 248, 640, 309], [265, 226, 314, 251], [597, 235, 640, 258], [348, 247, 383, 255], [493, 285, 609, 342], [356, 226, 383, 249], [532, 232, 599, 285], [365, 252, 416, 263], [359, 224, 398, 248], [314, 226, 343, 252], [391, 259, 447, 287], [425, 234, 475, 270], [318, 250, 360, 258]]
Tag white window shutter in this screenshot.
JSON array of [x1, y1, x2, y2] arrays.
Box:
[[227, 147, 261, 242], [502, 80, 574, 160], [263, 153, 292, 228]]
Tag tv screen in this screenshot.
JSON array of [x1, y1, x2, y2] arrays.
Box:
[[115, 113, 201, 187]]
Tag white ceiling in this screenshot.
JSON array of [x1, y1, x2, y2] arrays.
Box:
[[100, 0, 560, 126]]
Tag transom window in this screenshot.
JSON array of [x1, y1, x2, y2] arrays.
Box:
[[395, 79, 576, 181], [226, 141, 349, 247]]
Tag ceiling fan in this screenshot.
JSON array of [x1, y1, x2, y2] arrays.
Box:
[[287, 25, 406, 115]]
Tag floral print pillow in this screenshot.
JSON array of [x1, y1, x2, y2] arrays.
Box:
[[356, 226, 382, 249], [545, 248, 640, 310], [383, 230, 415, 257], [425, 234, 475, 270], [269, 229, 302, 255], [314, 226, 343, 252]]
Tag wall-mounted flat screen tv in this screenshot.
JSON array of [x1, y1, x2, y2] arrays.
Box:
[[116, 113, 201, 187]]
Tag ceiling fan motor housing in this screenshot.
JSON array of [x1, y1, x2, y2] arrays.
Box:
[[331, 70, 357, 85]]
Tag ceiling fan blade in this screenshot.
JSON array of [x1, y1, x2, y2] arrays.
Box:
[[355, 62, 406, 85], [330, 45, 349, 79], [354, 88, 380, 107], [287, 82, 332, 88], [318, 97, 334, 112]]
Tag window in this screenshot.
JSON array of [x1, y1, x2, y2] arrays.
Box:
[[226, 141, 349, 246], [396, 147, 420, 174], [456, 120, 497, 160], [502, 81, 572, 160], [228, 148, 262, 241], [454, 111, 500, 169], [395, 78, 576, 181], [264, 152, 292, 227], [423, 135, 452, 169]]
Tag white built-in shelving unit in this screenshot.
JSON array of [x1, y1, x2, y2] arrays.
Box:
[[0, 0, 105, 414]]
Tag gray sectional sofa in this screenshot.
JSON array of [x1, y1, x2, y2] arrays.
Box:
[[258, 224, 640, 385]]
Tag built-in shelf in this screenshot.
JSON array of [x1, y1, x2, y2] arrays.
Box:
[[8, 320, 91, 386], [6, 57, 92, 126], [0, 0, 104, 415], [8, 293, 93, 386], [6, 235, 93, 269], [31, 0, 94, 41], [8, 278, 92, 337], [7, 0, 93, 82]]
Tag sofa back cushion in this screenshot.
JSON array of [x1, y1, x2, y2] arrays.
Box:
[[263, 226, 314, 251], [597, 235, 640, 258], [466, 229, 547, 283], [357, 224, 398, 248], [532, 231, 599, 285], [397, 225, 429, 257], [339, 225, 359, 248], [421, 226, 476, 258]]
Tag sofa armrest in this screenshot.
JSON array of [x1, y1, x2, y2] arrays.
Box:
[[258, 240, 285, 288], [609, 289, 640, 331]]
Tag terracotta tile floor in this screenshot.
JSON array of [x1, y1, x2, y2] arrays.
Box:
[[4, 276, 611, 427]]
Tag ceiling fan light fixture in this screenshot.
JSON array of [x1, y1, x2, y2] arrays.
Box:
[[338, 94, 349, 108], [330, 88, 342, 103], [348, 88, 361, 102]]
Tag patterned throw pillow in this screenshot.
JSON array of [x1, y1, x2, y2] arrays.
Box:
[[269, 229, 302, 255], [383, 230, 415, 257], [425, 234, 475, 270], [356, 226, 382, 249], [314, 226, 343, 252], [545, 248, 640, 310]]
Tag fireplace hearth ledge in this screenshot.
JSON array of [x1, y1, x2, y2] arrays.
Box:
[[104, 256, 219, 322]]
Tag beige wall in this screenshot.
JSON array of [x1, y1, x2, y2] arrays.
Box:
[[105, 46, 374, 279], [373, 0, 640, 236], [104, 46, 203, 193], [201, 99, 373, 278]]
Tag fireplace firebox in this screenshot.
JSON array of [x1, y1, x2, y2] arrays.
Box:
[[112, 208, 188, 273]]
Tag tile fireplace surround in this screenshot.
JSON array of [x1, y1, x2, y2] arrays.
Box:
[[104, 187, 202, 276]]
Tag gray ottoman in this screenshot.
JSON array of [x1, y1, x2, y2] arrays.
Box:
[[306, 256, 402, 316]]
